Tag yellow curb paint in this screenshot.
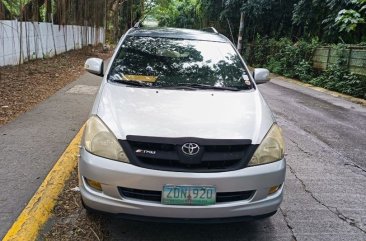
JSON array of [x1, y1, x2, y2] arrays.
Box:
[[271, 75, 366, 107], [2, 125, 85, 241]]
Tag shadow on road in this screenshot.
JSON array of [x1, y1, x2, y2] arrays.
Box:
[[105, 213, 291, 241]]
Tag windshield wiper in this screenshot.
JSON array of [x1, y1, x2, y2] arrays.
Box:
[[160, 85, 197, 90], [177, 83, 241, 91], [112, 79, 151, 87]]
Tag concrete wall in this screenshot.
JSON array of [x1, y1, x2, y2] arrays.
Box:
[[313, 46, 366, 76], [244, 43, 366, 77], [0, 20, 105, 67]]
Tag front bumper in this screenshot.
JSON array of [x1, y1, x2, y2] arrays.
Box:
[[79, 148, 286, 219]]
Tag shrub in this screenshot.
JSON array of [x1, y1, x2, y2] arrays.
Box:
[[294, 60, 314, 82], [267, 57, 283, 74], [310, 65, 366, 98], [245, 38, 366, 99]]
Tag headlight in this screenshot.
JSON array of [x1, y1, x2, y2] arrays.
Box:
[[83, 116, 129, 163], [248, 124, 285, 166]]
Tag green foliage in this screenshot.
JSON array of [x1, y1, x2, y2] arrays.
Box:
[[249, 36, 318, 80], [290, 0, 366, 42], [308, 43, 366, 98], [3, 0, 366, 44], [335, 0, 366, 33], [247, 39, 366, 99], [294, 60, 315, 82], [151, 0, 201, 28], [336, 9, 364, 32], [1, 0, 29, 16], [266, 58, 282, 74], [147, 0, 366, 98], [147, 0, 366, 44], [310, 65, 366, 98]]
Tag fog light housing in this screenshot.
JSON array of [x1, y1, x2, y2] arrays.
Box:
[[85, 177, 102, 191], [268, 185, 281, 195]]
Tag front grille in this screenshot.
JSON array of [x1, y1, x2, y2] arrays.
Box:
[[119, 136, 258, 172], [138, 157, 241, 170], [119, 187, 254, 203]]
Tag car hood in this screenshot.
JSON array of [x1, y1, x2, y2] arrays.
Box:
[[96, 83, 274, 144]]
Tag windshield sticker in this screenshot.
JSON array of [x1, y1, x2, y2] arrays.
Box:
[[123, 75, 158, 83]]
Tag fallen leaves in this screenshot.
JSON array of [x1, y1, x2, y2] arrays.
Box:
[[0, 45, 112, 126], [41, 170, 108, 241]]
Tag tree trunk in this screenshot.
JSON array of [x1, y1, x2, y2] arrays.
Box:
[[226, 17, 235, 44], [104, 0, 107, 41], [140, 0, 144, 15], [21, 0, 46, 21], [237, 12, 245, 53], [45, 0, 52, 22], [0, 2, 12, 20]]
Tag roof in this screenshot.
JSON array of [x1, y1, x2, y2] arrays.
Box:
[[127, 27, 230, 43]]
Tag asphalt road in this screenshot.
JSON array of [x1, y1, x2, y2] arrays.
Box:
[[104, 78, 366, 241]]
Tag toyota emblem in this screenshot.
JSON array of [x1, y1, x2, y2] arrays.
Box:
[[181, 143, 200, 156]]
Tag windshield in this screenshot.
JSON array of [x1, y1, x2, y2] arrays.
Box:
[[108, 36, 252, 90]]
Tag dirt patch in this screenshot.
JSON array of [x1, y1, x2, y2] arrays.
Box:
[[40, 170, 108, 241], [0, 46, 112, 126]]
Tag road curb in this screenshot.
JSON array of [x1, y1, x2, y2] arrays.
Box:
[[271, 75, 366, 107], [2, 126, 84, 241]]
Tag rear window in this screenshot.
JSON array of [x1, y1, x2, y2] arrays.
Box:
[[108, 36, 252, 90]]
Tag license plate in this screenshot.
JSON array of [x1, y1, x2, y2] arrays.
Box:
[[161, 185, 216, 206]]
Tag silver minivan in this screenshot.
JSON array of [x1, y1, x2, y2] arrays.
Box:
[[80, 27, 285, 222]]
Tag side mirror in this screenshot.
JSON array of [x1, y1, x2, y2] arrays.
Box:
[[85, 58, 104, 77], [253, 68, 270, 84]]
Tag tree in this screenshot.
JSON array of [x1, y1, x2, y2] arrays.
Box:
[[335, 0, 366, 32], [237, 12, 244, 53], [20, 0, 45, 21], [151, 0, 201, 28], [148, 0, 366, 44], [0, 1, 11, 19]]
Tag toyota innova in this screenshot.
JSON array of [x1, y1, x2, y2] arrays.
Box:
[[80, 27, 285, 222]]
